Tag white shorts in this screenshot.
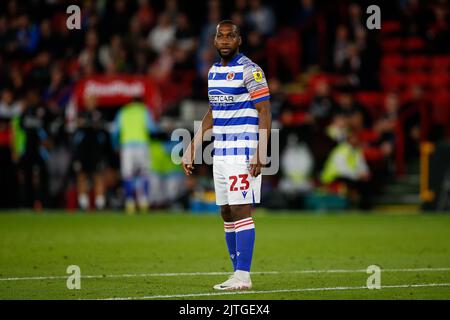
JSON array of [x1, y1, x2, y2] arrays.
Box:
[[213, 159, 262, 206], [120, 145, 150, 179]]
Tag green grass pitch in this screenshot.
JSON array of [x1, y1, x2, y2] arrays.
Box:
[[0, 211, 449, 300]]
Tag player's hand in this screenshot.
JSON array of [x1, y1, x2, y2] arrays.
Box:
[[249, 159, 263, 177], [182, 161, 194, 176], [182, 144, 195, 175]]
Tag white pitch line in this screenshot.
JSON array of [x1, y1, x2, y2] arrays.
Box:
[[1, 267, 450, 282], [103, 283, 450, 300]]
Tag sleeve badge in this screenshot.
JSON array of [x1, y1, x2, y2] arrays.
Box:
[[252, 69, 264, 82]]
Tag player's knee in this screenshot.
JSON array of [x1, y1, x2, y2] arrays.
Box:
[[229, 204, 251, 221], [220, 205, 232, 221]]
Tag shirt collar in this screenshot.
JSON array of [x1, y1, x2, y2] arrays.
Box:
[[218, 53, 243, 67]]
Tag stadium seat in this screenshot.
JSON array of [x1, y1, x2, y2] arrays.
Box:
[[430, 73, 450, 91], [172, 70, 197, 97], [381, 55, 405, 73], [431, 56, 450, 71], [380, 73, 405, 91], [431, 92, 450, 125], [405, 55, 430, 71], [380, 21, 402, 36], [355, 92, 383, 118], [157, 82, 182, 109], [287, 92, 312, 108], [403, 37, 426, 53], [266, 28, 301, 80], [381, 38, 403, 53], [308, 73, 340, 91], [405, 72, 430, 89]]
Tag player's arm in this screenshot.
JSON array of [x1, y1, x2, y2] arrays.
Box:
[[250, 100, 271, 177], [182, 106, 213, 175], [244, 64, 271, 177]]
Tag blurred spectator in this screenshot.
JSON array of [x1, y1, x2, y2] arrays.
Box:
[[78, 29, 101, 72], [292, 0, 320, 66], [148, 140, 186, 208], [18, 89, 50, 210], [333, 25, 350, 72], [81, 0, 101, 31], [234, 0, 248, 14], [15, 14, 40, 56], [265, 78, 285, 120], [165, 0, 180, 24], [306, 79, 337, 173], [147, 44, 175, 82], [198, 1, 222, 55], [292, 0, 316, 26], [126, 15, 147, 48], [136, 0, 156, 33], [147, 13, 176, 54], [321, 128, 371, 209], [347, 2, 364, 37], [197, 47, 216, 78], [0, 87, 22, 118], [427, 4, 450, 54], [0, 113, 15, 208], [125, 16, 152, 74], [28, 51, 52, 91], [6, 0, 19, 22], [72, 96, 110, 210], [43, 65, 73, 112], [99, 34, 129, 73], [401, 85, 430, 159], [308, 79, 335, 125], [334, 92, 372, 129], [111, 98, 159, 214], [243, 29, 266, 69], [337, 43, 362, 88], [101, 0, 131, 37], [354, 26, 380, 90], [279, 133, 314, 195], [174, 13, 196, 54], [374, 92, 399, 151], [37, 20, 59, 55], [399, 0, 427, 37], [230, 11, 249, 36], [173, 13, 197, 70], [245, 0, 276, 36], [0, 88, 21, 208], [0, 16, 8, 50]]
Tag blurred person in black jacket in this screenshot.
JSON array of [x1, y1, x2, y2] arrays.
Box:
[[71, 95, 111, 211], [0, 88, 21, 208], [18, 88, 50, 210]]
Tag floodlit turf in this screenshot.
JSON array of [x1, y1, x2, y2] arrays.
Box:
[[0, 210, 449, 300]]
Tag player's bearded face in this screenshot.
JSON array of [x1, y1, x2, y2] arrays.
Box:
[[217, 43, 237, 59], [216, 45, 238, 59], [214, 27, 240, 59]]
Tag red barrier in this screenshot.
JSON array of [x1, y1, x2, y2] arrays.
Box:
[[72, 75, 161, 113]]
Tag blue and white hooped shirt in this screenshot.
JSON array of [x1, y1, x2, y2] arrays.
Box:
[[208, 53, 270, 161]]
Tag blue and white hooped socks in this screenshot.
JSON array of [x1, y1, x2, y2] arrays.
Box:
[[224, 221, 237, 271], [234, 217, 255, 274]]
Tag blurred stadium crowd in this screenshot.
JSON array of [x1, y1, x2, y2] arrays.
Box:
[[0, 0, 449, 212]]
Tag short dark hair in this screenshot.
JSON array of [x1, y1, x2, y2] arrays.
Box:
[[216, 20, 241, 35]]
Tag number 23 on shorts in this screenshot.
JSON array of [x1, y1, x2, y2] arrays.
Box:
[[229, 174, 250, 192]]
